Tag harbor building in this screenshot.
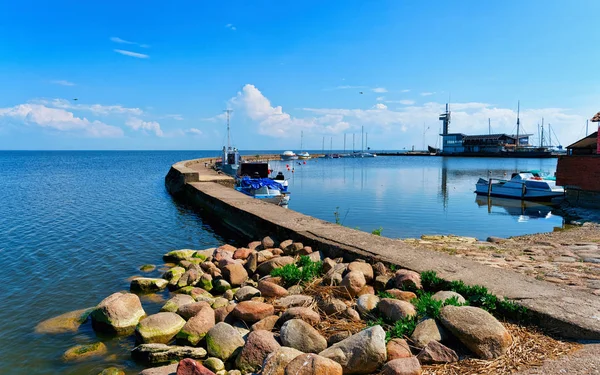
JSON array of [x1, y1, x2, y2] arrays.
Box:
[[437, 104, 551, 157], [556, 112, 600, 207]]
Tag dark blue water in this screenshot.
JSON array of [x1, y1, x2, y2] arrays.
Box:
[[274, 156, 564, 240], [0, 151, 564, 374]]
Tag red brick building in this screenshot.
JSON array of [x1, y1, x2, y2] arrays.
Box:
[[556, 112, 600, 207]]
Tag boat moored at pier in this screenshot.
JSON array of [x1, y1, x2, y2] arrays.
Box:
[[475, 172, 564, 201]]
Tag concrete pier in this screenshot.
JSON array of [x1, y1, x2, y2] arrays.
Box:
[[166, 158, 600, 340]]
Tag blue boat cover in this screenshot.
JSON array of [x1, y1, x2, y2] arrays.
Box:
[[239, 177, 286, 191]]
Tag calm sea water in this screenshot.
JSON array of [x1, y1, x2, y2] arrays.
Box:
[[271, 155, 563, 240], [0, 151, 563, 374]]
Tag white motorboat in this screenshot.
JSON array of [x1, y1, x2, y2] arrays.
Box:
[[475, 172, 564, 201], [280, 151, 298, 160], [298, 152, 311, 160], [235, 163, 290, 206]]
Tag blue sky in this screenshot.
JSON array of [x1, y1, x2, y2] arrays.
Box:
[[1, 0, 599, 150]]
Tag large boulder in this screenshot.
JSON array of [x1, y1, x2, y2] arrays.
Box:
[[62, 342, 107, 362], [214, 305, 236, 323], [378, 299, 416, 321], [256, 256, 295, 276], [232, 301, 274, 323], [278, 307, 320, 326], [222, 263, 248, 287], [439, 305, 512, 359], [262, 347, 303, 375], [205, 322, 245, 361], [91, 292, 146, 334], [410, 318, 449, 349], [280, 319, 327, 353], [177, 305, 215, 345], [235, 330, 281, 373], [340, 271, 366, 297], [136, 312, 186, 344], [356, 294, 380, 316], [36, 307, 94, 334], [386, 339, 412, 360], [177, 269, 201, 289], [132, 343, 207, 364], [164, 249, 197, 262], [284, 353, 343, 375], [416, 341, 458, 364], [177, 302, 212, 320], [431, 291, 466, 304], [262, 236, 276, 249], [131, 278, 169, 293], [392, 270, 421, 290], [162, 295, 195, 313], [176, 358, 215, 375], [380, 357, 422, 375], [319, 325, 387, 374]]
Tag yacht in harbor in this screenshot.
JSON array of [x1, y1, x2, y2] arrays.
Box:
[[280, 150, 298, 160], [215, 109, 241, 176], [297, 131, 311, 159]]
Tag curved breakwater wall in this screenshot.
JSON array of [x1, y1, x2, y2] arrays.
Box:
[[166, 158, 600, 340]]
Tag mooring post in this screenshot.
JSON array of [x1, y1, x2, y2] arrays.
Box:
[[488, 179, 492, 196], [522, 183, 526, 198]]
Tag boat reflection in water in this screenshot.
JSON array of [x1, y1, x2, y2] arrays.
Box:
[[474, 196, 559, 222]]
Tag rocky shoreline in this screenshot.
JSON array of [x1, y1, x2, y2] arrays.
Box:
[[37, 236, 579, 375]]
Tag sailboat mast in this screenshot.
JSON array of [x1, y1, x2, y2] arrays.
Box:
[[224, 109, 233, 149], [330, 137, 332, 153], [353, 133, 355, 153], [322, 136, 325, 154], [516, 101, 520, 149], [300, 130, 303, 153], [541, 118, 544, 147], [361, 126, 364, 153], [488, 118, 491, 135], [366, 133, 368, 150]]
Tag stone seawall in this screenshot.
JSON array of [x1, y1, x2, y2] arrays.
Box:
[[166, 158, 600, 340]]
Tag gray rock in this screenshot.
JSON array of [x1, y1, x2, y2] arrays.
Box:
[[278, 307, 320, 326], [327, 331, 352, 346], [235, 286, 261, 302], [177, 301, 212, 320], [439, 305, 513, 359], [135, 312, 186, 344], [378, 299, 416, 321], [235, 330, 281, 373], [203, 357, 225, 372], [262, 347, 303, 375], [347, 262, 374, 283], [340, 271, 366, 297], [431, 291, 466, 304], [131, 343, 207, 364], [131, 278, 169, 293], [280, 319, 327, 353], [161, 294, 195, 313], [319, 325, 387, 374], [163, 249, 196, 262], [91, 292, 146, 335], [176, 305, 215, 345], [380, 357, 421, 375], [205, 322, 245, 361], [410, 318, 449, 349], [319, 298, 347, 315], [212, 279, 231, 294]]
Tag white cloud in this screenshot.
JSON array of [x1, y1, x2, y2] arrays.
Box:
[[44, 99, 143, 116], [125, 117, 163, 136], [50, 80, 75, 86], [164, 114, 184, 121], [385, 99, 415, 105], [110, 37, 149, 48], [187, 128, 203, 135], [376, 96, 385, 101], [373, 103, 388, 110], [227, 84, 349, 137], [201, 112, 229, 122], [372, 87, 388, 93], [401, 89, 410, 93], [0, 104, 123, 137], [114, 49, 149, 59], [420, 92, 435, 96], [225, 24, 237, 31]]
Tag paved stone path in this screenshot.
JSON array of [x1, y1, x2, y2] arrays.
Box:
[[403, 224, 600, 296]]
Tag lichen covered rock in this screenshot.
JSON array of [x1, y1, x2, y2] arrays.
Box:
[[91, 292, 146, 334]]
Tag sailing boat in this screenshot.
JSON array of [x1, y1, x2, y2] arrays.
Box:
[[297, 131, 311, 159], [354, 126, 376, 157], [500, 102, 553, 158]]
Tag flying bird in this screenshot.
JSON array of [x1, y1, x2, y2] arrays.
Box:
[[73, 98, 78, 101], [359, 92, 363, 94]]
